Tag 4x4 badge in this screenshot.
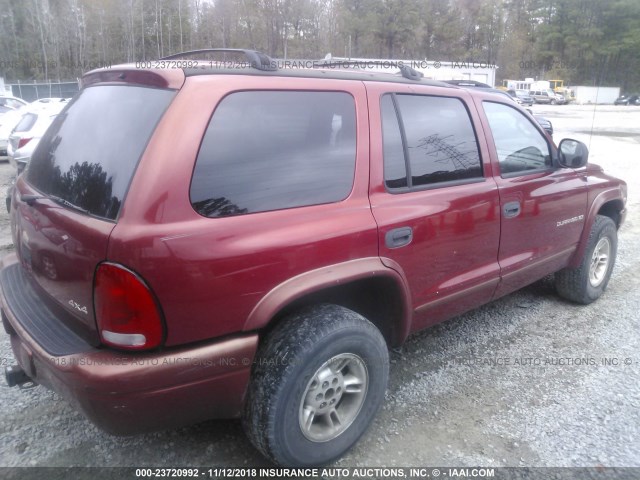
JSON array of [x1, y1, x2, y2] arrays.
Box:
[[68, 300, 88, 315]]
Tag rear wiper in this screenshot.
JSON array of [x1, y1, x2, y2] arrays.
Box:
[[48, 195, 90, 215], [20, 193, 90, 215], [20, 194, 44, 206]]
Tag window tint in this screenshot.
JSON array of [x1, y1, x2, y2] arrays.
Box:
[[483, 101, 551, 175], [382, 94, 481, 189], [381, 95, 407, 189], [27, 85, 175, 220], [191, 91, 356, 218]]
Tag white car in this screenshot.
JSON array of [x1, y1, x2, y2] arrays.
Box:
[[0, 108, 27, 160], [0, 95, 28, 114], [30, 97, 69, 106], [0, 98, 67, 160], [7, 101, 68, 172]]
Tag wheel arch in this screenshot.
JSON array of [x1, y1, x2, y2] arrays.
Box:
[[597, 199, 624, 228], [243, 257, 412, 347], [569, 190, 624, 269]]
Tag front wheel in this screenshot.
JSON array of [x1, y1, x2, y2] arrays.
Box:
[[556, 215, 618, 304], [243, 304, 389, 466]]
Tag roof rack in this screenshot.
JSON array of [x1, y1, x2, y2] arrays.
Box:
[[160, 49, 278, 72], [318, 59, 424, 81]]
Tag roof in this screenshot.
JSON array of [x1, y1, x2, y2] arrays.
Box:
[[86, 49, 491, 90], [161, 48, 456, 87], [182, 65, 454, 87]]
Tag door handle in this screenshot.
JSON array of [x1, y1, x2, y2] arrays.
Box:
[[503, 201, 521, 218], [385, 227, 413, 248]]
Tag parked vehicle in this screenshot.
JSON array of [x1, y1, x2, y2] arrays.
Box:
[[29, 97, 70, 106], [529, 89, 567, 105], [4, 104, 65, 211], [507, 89, 534, 107], [0, 95, 27, 112], [1, 100, 64, 161], [0, 108, 27, 161], [1, 49, 627, 467], [443, 79, 492, 88], [533, 115, 554, 136], [7, 101, 67, 172], [614, 94, 640, 106], [451, 82, 554, 137]]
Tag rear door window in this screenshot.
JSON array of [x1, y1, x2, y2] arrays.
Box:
[[26, 85, 175, 220], [190, 91, 357, 218], [381, 93, 482, 190]]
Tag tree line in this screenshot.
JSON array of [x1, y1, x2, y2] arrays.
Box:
[[1, 0, 639, 90]]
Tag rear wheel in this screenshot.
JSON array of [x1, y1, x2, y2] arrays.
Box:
[[243, 304, 389, 466], [556, 215, 618, 304]]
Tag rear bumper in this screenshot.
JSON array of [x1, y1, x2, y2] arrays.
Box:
[[0, 252, 258, 434]]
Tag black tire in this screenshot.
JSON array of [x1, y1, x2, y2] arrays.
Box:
[[243, 304, 389, 467], [556, 215, 618, 304], [550, 98, 557, 105]]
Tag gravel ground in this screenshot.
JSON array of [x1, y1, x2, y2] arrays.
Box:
[[0, 104, 638, 469]]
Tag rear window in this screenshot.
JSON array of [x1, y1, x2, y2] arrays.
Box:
[[13, 113, 38, 133], [26, 85, 175, 220], [190, 91, 356, 218]]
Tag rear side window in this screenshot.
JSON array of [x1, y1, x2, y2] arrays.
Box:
[[190, 91, 356, 218], [381, 93, 482, 190], [26, 85, 175, 220]]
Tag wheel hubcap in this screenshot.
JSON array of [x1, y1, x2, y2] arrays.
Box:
[[589, 237, 611, 287], [299, 353, 368, 442]]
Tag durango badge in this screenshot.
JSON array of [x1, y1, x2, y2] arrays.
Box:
[[557, 214, 584, 227]]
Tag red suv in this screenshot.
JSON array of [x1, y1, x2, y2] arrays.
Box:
[[1, 50, 627, 467]]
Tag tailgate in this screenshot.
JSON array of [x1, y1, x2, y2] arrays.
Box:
[[8, 83, 176, 343], [12, 177, 115, 342]]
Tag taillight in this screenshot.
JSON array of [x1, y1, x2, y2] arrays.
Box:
[[17, 137, 32, 149], [94, 263, 164, 350]]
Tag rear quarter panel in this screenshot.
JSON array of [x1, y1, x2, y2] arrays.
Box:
[[107, 75, 379, 346]]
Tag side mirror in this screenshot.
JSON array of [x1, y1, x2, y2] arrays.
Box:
[[558, 138, 588, 168]]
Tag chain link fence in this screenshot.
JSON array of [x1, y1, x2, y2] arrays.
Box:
[[6, 81, 79, 102]]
